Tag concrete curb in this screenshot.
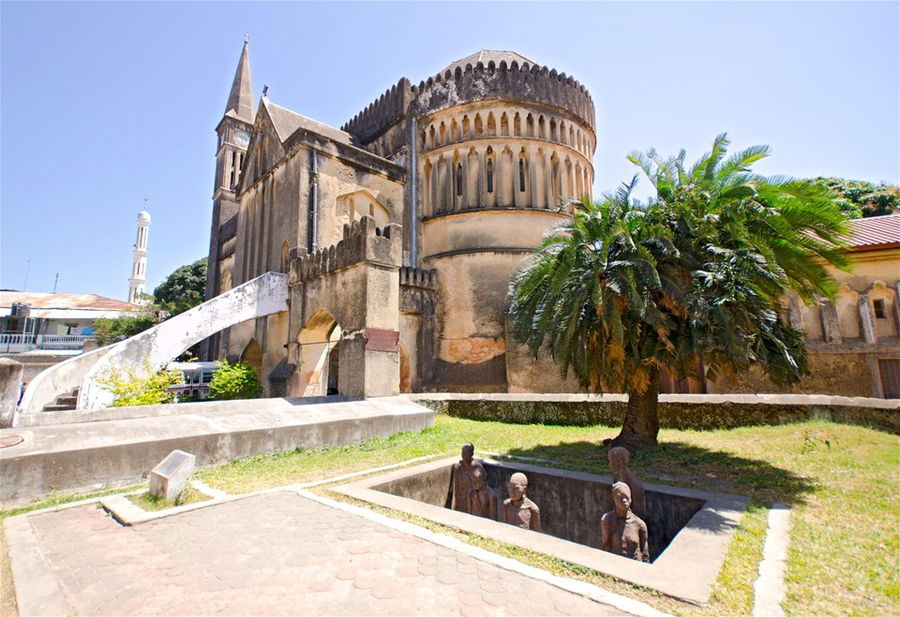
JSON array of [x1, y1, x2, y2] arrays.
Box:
[[4, 515, 71, 617], [752, 502, 791, 617], [297, 488, 673, 617]]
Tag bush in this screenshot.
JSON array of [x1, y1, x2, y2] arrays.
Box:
[[208, 361, 261, 400], [91, 313, 160, 346], [95, 364, 183, 407]]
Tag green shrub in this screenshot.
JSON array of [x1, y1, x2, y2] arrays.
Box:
[[91, 313, 159, 346], [95, 364, 183, 407], [208, 361, 261, 400]]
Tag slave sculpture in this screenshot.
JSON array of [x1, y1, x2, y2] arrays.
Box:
[[600, 482, 649, 562], [502, 472, 541, 531], [467, 466, 499, 520], [608, 446, 646, 520], [452, 443, 485, 513]]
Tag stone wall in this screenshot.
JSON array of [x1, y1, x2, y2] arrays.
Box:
[[414, 393, 900, 434]]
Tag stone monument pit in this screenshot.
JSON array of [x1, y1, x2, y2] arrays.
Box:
[[336, 454, 748, 604]]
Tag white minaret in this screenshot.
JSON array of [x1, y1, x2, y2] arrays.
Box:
[[128, 209, 151, 304]]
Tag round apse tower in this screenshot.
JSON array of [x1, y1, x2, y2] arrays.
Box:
[[413, 51, 596, 391]]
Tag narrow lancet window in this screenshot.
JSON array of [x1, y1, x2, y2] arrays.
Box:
[[486, 160, 494, 194]]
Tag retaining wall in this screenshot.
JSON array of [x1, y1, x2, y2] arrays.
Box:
[[411, 393, 900, 434]]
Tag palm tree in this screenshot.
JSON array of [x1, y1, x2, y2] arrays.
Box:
[[509, 134, 849, 449]]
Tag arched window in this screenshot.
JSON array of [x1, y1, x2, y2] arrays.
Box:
[[519, 158, 526, 192], [456, 163, 464, 196], [486, 159, 494, 194]]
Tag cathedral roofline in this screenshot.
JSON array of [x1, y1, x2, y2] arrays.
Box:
[[223, 41, 254, 123], [440, 50, 536, 75]]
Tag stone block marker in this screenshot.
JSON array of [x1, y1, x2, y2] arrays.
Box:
[[149, 450, 196, 500], [0, 358, 24, 428]]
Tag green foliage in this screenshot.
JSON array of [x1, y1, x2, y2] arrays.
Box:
[[91, 312, 159, 346], [153, 257, 207, 315], [95, 364, 183, 407], [208, 361, 261, 400], [509, 133, 851, 444], [813, 177, 900, 218]]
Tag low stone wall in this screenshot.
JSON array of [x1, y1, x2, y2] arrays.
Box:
[[411, 393, 900, 434]]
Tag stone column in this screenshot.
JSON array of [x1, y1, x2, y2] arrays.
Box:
[[858, 294, 878, 344], [528, 145, 539, 209], [820, 300, 842, 344], [466, 149, 479, 209], [545, 151, 554, 208], [787, 295, 804, 332], [894, 283, 900, 333], [0, 358, 23, 428]]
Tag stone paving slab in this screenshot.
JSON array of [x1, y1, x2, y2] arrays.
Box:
[[10, 491, 635, 617]]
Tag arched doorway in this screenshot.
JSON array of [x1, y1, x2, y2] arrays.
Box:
[[297, 309, 342, 397], [399, 344, 411, 393], [241, 339, 262, 380], [327, 343, 340, 395]]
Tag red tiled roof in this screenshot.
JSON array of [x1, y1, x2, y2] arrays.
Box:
[[0, 292, 142, 311], [844, 213, 900, 250]]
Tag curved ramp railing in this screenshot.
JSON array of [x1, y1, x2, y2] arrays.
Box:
[[17, 273, 289, 419]]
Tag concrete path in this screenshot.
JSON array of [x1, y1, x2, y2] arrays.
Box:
[[7, 490, 638, 617], [1, 397, 435, 504]]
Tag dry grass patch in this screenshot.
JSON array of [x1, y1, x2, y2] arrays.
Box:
[[127, 487, 211, 512]]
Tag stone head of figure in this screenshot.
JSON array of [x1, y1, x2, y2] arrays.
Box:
[[508, 472, 528, 501], [461, 443, 475, 463], [608, 446, 630, 475], [611, 481, 632, 516], [472, 466, 486, 490]]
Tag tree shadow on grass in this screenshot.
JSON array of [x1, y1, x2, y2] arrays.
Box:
[[501, 440, 818, 507]]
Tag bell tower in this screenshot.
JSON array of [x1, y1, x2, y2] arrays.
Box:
[[206, 39, 254, 295], [204, 38, 254, 359]]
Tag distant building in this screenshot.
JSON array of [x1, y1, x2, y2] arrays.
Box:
[[710, 214, 900, 398], [128, 209, 151, 304], [0, 292, 143, 354]]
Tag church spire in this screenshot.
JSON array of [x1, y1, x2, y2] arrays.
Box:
[[224, 38, 254, 123]]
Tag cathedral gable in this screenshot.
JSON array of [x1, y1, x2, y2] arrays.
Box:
[[238, 104, 286, 192]]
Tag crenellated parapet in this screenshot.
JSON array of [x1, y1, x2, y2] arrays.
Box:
[[399, 266, 437, 289], [412, 60, 595, 130], [289, 215, 402, 285], [341, 78, 414, 145]]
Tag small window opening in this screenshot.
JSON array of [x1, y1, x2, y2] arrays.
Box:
[[519, 159, 526, 192], [486, 160, 494, 194], [873, 298, 886, 319], [456, 164, 463, 196]]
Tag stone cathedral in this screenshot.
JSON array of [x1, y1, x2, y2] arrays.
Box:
[[205, 43, 597, 397]]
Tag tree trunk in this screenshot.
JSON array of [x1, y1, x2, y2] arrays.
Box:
[[606, 370, 660, 450]]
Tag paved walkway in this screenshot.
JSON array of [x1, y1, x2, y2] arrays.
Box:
[[11, 491, 635, 616]]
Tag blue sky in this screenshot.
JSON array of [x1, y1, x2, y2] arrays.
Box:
[[2, 1, 897, 301]]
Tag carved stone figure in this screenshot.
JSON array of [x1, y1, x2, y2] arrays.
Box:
[[452, 443, 485, 513], [601, 482, 649, 562], [608, 446, 646, 520], [502, 472, 541, 531], [467, 466, 499, 520]]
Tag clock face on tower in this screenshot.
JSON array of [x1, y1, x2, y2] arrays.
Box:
[[234, 131, 250, 147]]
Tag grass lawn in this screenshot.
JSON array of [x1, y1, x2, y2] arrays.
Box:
[[127, 486, 211, 512], [196, 414, 899, 617]]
